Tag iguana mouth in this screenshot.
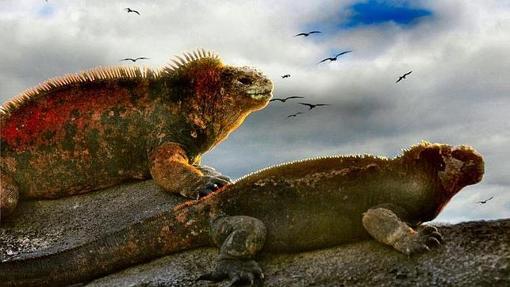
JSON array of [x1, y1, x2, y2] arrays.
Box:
[[246, 79, 273, 101], [248, 91, 272, 100]]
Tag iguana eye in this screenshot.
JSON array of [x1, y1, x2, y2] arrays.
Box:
[[238, 77, 252, 85]]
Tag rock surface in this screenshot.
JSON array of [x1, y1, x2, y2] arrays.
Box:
[[1, 180, 509, 286], [86, 219, 510, 287], [0, 180, 185, 262]]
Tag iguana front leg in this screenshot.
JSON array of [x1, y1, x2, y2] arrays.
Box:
[[199, 216, 267, 286], [362, 207, 443, 255], [149, 142, 230, 199]]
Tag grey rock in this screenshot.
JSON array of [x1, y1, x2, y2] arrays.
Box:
[[87, 220, 510, 287], [1, 180, 509, 286], [0, 180, 185, 262]]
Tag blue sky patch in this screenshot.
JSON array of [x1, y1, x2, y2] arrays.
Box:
[[342, 0, 432, 28], [36, 5, 56, 18]]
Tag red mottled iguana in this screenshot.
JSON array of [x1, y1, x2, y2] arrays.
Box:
[[0, 142, 484, 286], [0, 50, 273, 219]]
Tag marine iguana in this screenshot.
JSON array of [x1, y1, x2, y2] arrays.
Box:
[[0, 142, 484, 286], [0, 49, 273, 220]]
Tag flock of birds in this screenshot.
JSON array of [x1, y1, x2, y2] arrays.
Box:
[[40, 4, 495, 206], [108, 10, 412, 119], [272, 30, 413, 119]]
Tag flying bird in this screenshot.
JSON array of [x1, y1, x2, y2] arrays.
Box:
[[294, 31, 321, 37], [281, 74, 291, 79], [299, 103, 329, 110], [396, 71, 412, 83], [269, 96, 304, 103], [318, 51, 352, 63], [287, 112, 303, 118], [121, 57, 149, 62], [125, 8, 140, 15], [477, 196, 494, 204]]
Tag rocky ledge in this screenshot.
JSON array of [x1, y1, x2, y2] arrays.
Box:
[[1, 180, 508, 286]]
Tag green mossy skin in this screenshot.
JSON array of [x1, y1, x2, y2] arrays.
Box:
[[7, 92, 154, 199], [198, 143, 484, 252], [62, 123, 77, 151], [85, 129, 101, 156]]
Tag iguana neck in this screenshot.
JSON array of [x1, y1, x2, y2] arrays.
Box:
[[152, 75, 249, 160], [398, 157, 453, 223]]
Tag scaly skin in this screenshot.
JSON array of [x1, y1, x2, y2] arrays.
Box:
[[0, 50, 273, 219], [0, 142, 484, 286]]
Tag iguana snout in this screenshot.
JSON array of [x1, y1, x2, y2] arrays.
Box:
[[224, 66, 273, 110], [452, 145, 484, 185], [438, 145, 484, 193]]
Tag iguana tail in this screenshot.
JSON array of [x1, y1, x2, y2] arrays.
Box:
[[0, 207, 210, 287]]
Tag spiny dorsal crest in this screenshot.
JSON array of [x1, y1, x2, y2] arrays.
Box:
[[162, 49, 221, 74], [234, 153, 390, 184], [0, 49, 220, 121], [398, 140, 449, 161], [0, 65, 157, 121]]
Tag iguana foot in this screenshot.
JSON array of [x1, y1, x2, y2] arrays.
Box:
[[362, 207, 443, 256], [195, 175, 232, 198], [393, 225, 443, 255], [197, 258, 264, 286], [204, 216, 267, 285]]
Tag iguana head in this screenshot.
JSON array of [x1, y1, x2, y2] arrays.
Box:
[[413, 142, 484, 195], [219, 65, 273, 111], [163, 50, 273, 152]]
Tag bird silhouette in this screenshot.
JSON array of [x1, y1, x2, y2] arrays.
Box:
[[270, 96, 304, 103], [318, 51, 352, 63], [125, 8, 140, 15], [299, 103, 329, 110], [281, 74, 291, 79], [396, 71, 412, 83], [287, 112, 303, 118], [294, 31, 321, 37], [120, 57, 149, 62], [477, 196, 494, 204]]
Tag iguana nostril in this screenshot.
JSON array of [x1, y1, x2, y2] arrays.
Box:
[[239, 77, 252, 85]]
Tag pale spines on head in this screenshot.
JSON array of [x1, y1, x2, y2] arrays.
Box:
[[454, 144, 476, 154], [161, 49, 222, 75], [183, 52, 192, 62], [398, 140, 446, 161]]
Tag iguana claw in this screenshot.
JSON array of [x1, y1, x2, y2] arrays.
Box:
[[197, 258, 264, 286], [196, 176, 231, 198], [194, 165, 232, 198], [396, 225, 444, 255]]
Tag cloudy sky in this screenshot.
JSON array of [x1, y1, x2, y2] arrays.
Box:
[[1, 0, 509, 223]]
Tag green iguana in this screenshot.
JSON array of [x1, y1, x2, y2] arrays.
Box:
[[0, 50, 273, 219], [0, 142, 484, 286]]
